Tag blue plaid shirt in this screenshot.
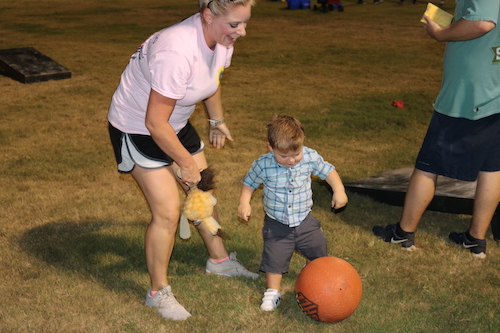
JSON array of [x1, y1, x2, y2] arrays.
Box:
[[243, 146, 334, 227]]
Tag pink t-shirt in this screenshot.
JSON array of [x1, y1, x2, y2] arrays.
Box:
[[108, 13, 233, 134]]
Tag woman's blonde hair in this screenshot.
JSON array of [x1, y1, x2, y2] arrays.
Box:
[[267, 115, 305, 153], [199, 0, 255, 17]]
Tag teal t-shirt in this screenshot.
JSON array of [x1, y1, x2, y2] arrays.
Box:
[[433, 0, 500, 120]]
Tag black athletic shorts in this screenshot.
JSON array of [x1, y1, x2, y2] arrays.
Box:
[[108, 122, 204, 173], [416, 111, 500, 181]]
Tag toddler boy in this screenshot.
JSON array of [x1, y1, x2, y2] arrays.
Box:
[[237, 115, 348, 311]]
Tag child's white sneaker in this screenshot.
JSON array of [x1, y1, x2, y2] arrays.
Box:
[[260, 289, 281, 311], [145, 285, 191, 320]]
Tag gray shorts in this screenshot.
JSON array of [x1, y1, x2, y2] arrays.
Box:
[[260, 213, 328, 274]]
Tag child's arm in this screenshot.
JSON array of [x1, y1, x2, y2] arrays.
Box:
[[238, 184, 256, 221], [325, 170, 348, 210]]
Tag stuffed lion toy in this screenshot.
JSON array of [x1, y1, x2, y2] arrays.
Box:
[[179, 167, 221, 239]]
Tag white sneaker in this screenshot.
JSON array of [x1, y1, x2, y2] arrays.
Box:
[[260, 289, 281, 311], [205, 252, 259, 279], [145, 285, 192, 320]]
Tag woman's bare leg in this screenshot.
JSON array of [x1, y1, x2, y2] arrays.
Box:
[[132, 165, 180, 290]]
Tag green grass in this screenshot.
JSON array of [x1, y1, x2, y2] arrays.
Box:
[[1, 0, 499, 332]]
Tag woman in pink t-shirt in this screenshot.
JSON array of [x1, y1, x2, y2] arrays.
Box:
[[107, 0, 257, 320]]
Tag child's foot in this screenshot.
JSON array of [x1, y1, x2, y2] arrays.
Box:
[[260, 289, 281, 311], [145, 285, 191, 320], [205, 252, 259, 279]]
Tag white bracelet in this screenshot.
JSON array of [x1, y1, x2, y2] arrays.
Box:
[[208, 118, 224, 126]]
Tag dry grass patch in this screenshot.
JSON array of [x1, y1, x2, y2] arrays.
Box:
[[1, 0, 499, 332]]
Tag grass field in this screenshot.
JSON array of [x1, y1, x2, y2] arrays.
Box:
[[1, 0, 499, 332]]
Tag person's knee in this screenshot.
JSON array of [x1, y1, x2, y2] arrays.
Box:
[[150, 207, 181, 231]]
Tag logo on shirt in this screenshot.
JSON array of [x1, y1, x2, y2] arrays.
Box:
[[491, 46, 500, 63], [131, 44, 145, 60], [217, 66, 225, 85]]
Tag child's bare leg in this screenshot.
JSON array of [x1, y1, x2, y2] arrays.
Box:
[[261, 272, 282, 311], [265, 272, 282, 291]]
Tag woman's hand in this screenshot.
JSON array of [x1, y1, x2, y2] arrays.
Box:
[[178, 164, 201, 188], [209, 123, 233, 149]]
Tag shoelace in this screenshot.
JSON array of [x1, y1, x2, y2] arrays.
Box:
[[157, 289, 180, 308], [228, 252, 243, 267]]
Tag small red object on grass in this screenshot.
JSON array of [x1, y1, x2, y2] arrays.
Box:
[[392, 100, 404, 108]]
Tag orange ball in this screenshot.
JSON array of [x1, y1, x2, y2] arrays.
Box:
[[295, 256, 362, 323]]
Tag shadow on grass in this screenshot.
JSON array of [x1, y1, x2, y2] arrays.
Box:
[[18, 220, 259, 299]]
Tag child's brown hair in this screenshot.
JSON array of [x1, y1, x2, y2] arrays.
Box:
[[267, 115, 305, 153]]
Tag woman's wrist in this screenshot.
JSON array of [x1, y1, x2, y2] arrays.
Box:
[[208, 118, 224, 126]]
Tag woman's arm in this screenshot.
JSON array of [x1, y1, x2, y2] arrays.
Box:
[[203, 86, 234, 149], [145, 88, 200, 184]]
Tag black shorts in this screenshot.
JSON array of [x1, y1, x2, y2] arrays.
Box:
[[259, 213, 328, 274], [416, 112, 500, 181], [108, 122, 204, 173]]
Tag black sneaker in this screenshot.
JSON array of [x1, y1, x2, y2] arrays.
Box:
[[372, 224, 416, 250], [491, 211, 499, 243], [449, 232, 486, 259]]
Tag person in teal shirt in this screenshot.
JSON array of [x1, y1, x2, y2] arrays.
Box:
[[373, 0, 500, 259]]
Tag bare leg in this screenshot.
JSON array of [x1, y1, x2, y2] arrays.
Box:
[[195, 210, 229, 260], [469, 171, 500, 239], [132, 166, 180, 291], [173, 150, 256, 277], [399, 169, 438, 232], [260, 272, 282, 311], [175, 151, 229, 260], [265, 272, 282, 291]]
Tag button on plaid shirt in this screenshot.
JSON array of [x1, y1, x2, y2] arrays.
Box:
[[243, 146, 334, 227]]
